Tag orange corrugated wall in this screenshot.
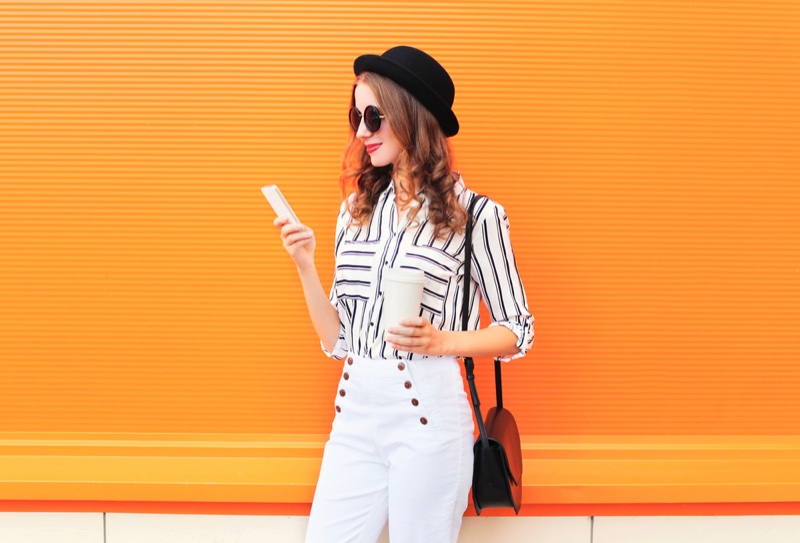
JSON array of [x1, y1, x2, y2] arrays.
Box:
[[1, 1, 798, 441]]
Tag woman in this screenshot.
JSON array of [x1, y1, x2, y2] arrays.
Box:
[[275, 46, 533, 543]]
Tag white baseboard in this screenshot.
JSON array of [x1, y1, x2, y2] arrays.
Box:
[[106, 513, 591, 543], [2, 512, 800, 542], [106, 514, 305, 543], [0, 513, 104, 543], [594, 516, 800, 543]]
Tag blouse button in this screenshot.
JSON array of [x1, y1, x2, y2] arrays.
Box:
[[404, 381, 412, 389], [420, 417, 428, 425], [347, 357, 354, 365], [335, 405, 341, 413], [411, 398, 419, 406], [397, 362, 406, 371], [339, 389, 346, 397], [343, 372, 350, 380]]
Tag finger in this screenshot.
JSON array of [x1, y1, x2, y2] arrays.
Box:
[[281, 222, 306, 234], [387, 325, 418, 337], [387, 337, 418, 349], [275, 217, 305, 231], [398, 317, 426, 327], [283, 230, 314, 247], [386, 332, 423, 346], [284, 238, 313, 251], [281, 224, 310, 239], [397, 317, 429, 330], [385, 332, 402, 345]]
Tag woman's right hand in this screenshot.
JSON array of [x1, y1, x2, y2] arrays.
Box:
[[274, 217, 316, 272]]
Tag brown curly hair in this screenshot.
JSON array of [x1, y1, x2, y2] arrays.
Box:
[[340, 72, 468, 238]]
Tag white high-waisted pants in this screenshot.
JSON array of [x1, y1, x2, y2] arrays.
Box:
[[305, 353, 474, 543]]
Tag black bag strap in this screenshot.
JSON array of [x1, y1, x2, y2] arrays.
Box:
[[461, 194, 504, 448]]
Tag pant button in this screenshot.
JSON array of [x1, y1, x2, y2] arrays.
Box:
[[339, 389, 346, 397], [397, 362, 406, 371], [420, 417, 428, 425], [347, 357, 354, 365], [404, 381, 412, 389], [335, 405, 341, 413], [411, 398, 419, 406], [343, 372, 349, 380]]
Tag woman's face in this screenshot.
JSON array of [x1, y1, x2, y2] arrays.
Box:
[[353, 82, 403, 168]]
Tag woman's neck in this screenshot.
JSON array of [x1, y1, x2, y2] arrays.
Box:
[[392, 178, 419, 227], [393, 178, 418, 210]]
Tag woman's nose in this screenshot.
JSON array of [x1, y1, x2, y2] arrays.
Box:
[[356, 117, 372, 138]]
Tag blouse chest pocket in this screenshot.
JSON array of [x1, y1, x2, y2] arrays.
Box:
[[403, 245, 462, 317], [336, 241, 380, 301]]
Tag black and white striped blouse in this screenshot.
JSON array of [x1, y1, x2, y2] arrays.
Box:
[[324, 177, 533, 362]]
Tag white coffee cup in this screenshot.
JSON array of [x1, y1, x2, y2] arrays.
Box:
[[382, 268, 426, 329]]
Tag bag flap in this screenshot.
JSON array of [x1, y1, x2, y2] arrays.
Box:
[[484, 407, 523, 485]]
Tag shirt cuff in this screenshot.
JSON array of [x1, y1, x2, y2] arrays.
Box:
[[321, 335, 348, 360], [490, 317, 534, 362]]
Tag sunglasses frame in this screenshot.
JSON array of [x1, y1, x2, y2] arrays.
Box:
[[349, 105, 385, 133]]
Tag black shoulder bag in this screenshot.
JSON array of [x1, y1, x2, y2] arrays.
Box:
[[462, 195, 523, 515]]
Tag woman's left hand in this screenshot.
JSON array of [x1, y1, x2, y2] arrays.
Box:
[[385, 317, 450, 356]]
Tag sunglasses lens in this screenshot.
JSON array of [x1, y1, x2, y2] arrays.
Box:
[[348, 107, 361, 132], [364, 105, 382, 132], [349, 105, 383, 132]]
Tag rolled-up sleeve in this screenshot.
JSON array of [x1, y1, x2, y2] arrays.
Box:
[[321, 306, 348, 360], [321, 202, 351, 360], [471, 200, 534, 361], [321, 264, 348, 359]]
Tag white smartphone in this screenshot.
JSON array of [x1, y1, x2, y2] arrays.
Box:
[[261, 185, 300, 225]]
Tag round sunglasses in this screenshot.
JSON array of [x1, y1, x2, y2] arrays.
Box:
[[349, 105, 386, 133]]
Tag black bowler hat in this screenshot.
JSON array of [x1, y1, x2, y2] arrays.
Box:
[[354, 46, 459, 137]]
